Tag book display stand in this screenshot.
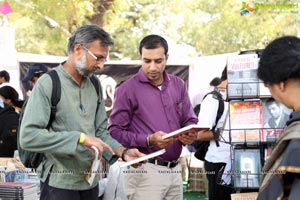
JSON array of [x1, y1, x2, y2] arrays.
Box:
[[221, 51, 292, 193]]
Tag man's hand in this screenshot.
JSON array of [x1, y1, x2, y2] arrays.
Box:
[[124, 148, 146, 168], [83, 134, 115, 159], [178, 131, 197, 145], [115, 147, 146, 168], [149, 131, 175, 148]]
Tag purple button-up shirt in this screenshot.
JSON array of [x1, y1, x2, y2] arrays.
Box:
[[108, 68, 198, 161]]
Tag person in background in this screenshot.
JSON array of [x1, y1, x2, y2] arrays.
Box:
[[0, 85, 24, 112], [257, 36, 300, 199], [19, 24, 144, 200], [108, 34, 198, 199], [195, 66, 233, 200], [22, 63, 48, 97], [0, 86, 22, 157], [0, 70, 10, 87], [191, 76, 222, 108]]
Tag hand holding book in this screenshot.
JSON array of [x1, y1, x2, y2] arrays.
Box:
[[162, 124, 208, 140], [121, 148, 146, 168]]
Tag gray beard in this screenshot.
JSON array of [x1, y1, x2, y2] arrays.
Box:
[[75, 54, 89, 77]]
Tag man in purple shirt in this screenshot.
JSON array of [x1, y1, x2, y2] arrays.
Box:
[[108, 34, 198, 199]]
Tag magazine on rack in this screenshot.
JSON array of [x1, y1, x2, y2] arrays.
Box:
[[261, 98, 292, 142], [120, 149, 166, 168], [233, 148, 261, 188], [227, 100, 264, 143], [227, 54, 259, 99]]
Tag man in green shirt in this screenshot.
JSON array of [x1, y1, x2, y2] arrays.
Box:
[[20, 24, 143, 200]]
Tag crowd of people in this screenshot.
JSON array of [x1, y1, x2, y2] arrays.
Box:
[[1, 24, 300, 200]]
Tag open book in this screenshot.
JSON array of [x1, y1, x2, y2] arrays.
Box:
[[120, 149, 166, 168], [162, 124, 208, 139]]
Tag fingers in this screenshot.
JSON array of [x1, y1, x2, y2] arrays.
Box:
[[101, 142, 115, 155], [84, 134, 115, 158], [151, 131, 175, 148]]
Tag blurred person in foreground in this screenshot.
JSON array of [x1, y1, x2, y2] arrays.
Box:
[[19, 24, 144, 200], [257, 35, 300, 200], [108, 34, 198, 199]]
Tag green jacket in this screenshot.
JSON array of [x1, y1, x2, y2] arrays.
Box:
[[20, 65, 121, 190]]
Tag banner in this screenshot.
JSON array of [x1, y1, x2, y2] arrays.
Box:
[[20, 62, 189, 115]]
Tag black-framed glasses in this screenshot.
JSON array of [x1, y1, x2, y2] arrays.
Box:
[[82, 46, 107, 63]]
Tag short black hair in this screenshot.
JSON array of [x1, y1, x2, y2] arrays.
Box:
[[258, 36, 300, 84], [0, 70, 10, 82], [220, 65, 227, 81], [209, 77, 222, 86], [139, 34, 168, 55]]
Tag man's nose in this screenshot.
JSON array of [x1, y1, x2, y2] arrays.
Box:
[[96, 62, 105, 69]]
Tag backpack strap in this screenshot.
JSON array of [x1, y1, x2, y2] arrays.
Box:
[[89, 75, 100, 97], [203, 89, 225, 147], [47, 70, 61, 129]]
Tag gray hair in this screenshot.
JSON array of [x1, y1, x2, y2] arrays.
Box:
[[67, 24, 113, 54]]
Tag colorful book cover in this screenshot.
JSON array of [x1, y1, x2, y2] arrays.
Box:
[[227, 54, 259, 99], [229, 100, 263, 142]]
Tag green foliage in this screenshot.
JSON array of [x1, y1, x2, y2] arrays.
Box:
[[4, 0, 300, 59]]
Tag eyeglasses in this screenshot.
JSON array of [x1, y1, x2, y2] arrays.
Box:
[[82, 46, 107, 63]]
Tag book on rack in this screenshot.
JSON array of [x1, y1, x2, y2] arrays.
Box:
[[227, 54, 259, 99], [226, 100, 264, 143], [261, 98, 292, 142], [259, 82, 271, 98], [0, 182, 39, 200], [233, 148, 261, 188]]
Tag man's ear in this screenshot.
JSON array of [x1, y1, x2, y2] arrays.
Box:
[[74, 43, 83, 56], [278, 81, 286, 92], [165, 54, 169, 61]]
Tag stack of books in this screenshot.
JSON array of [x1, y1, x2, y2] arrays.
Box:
[[0, 182, 39, 200]]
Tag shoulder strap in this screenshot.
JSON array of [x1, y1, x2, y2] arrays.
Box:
[[211, 90, 224, 127], [203, 89, 225, 147], [47, 70, 61, 129], [89, 75, 100, 97]]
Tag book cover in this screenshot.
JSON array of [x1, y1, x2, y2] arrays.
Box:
[[261, 98, 292, 142], [259, 82, 271, 98], [228, 100, 264, 143], [231, 192, 258, 200], [227, 54, 259, 99], [85, 146, 101, 185], [233, 148, 261, 188]]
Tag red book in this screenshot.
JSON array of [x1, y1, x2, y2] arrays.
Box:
[[228, 100, 263, 142]]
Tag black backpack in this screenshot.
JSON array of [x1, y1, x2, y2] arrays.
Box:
[[17, 70, 100, 168], [0, 102, 19, 157], [192, 89, 224, 161]]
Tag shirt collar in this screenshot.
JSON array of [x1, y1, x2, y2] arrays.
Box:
[[137, 67, 170, 87]]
